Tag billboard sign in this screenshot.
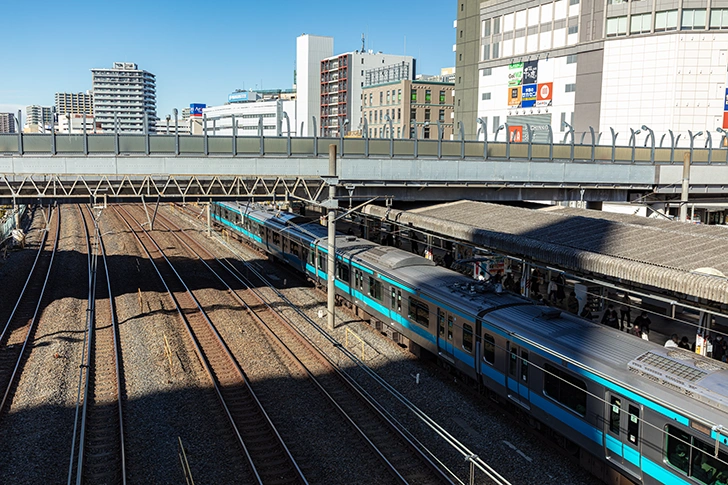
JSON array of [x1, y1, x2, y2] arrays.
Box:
[[523, 61, 538, 85], [189, 104, 206, 117], [229, 92, 249, 103], [508, 62, 523, 87], [536, 82, 553, 107], [508, 87, 522, 107], [521, 84, 537, 108], [508, 125, 523, 142]]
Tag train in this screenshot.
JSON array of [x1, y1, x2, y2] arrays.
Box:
[[211, 200, 728, 485]]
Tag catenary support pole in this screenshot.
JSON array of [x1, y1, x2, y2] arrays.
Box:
[[207, 201, 212, 237], [327, 144, 338, 330], [680, 152, 691, 222]]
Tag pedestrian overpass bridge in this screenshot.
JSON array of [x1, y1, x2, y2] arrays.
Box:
[[1, 132, 727, 205]]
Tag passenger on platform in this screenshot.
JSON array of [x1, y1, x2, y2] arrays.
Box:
[[555, 274, 566, 305], [679, 336, 691, 350], [385, 233, 394, 247], [530, 269, 542, 295], [601, 305, 619, 329], [503, 272, 515, 292], [547, 278, 558, 303], [444, 252, 454, 269], [347, 227, 354, 236], [567, 291, 579, 314], [631, 325, 642, 338], [620, 293, 632, 330], [714, 336, 725, 362], [581, 306, 596, 320], [664, 334, 679, 348], [411, 233, 419, 255], [634, 311, 651, 337]]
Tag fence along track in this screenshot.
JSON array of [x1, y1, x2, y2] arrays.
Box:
[[67, 205, 127, 485], [157, 207, 456, 485], [0, 205, 60, 416], [113, 204, 306, 485]]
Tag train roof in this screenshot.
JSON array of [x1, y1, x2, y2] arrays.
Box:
[[489, 303, 728, 424]]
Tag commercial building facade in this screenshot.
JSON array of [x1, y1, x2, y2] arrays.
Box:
[[297, 35, 334, 137], [55, 92, 93, 116], [91, 62, 157, 133], [320, 52, 414, 137], [0, 113, 16, 134], [202, 99, 296, 137], [455, 0, 728, 146], [362, 79, 454, 139]]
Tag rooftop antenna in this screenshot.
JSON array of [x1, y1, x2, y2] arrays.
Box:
[[361, 33, 365, 52]]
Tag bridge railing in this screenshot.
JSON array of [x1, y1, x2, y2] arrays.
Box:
[[1, 132, 725, 165]]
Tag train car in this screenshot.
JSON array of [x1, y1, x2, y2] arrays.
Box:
[[211, 202, 728, 485]]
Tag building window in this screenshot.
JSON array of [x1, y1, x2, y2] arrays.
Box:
[[386, 91, 390, 103], [410, 108, 416, 120], [438, 109, 445, 122], [565, 83, 576, 93], [398, 89, 402, 101], [606, 16, 628, 37], [397, 108, 401, 120], [369, 93, 373, 104], [568, 24, 578, 34], [493, 16, 501, 34], [482, 44, 490, 61], [439, 91, 446, 104], [397, 127, 401, 138], [483, 19, 491, 37], [566, 54, 577, 64], [424, 109, 431, 122], [482, 67, 492, 76], [425, 90, 432, 103], [379, 92, 383, 104], [423, 126, 430, 139], [492, 42, 500, 59], [710, 9, 728, 29], [681, 9, 706, 30], [374, 111, 377, 122], [630, 13, 651, 34], [411, 89, 417, 102], [482, 92, 491, 100], [569, 0, 579, 4]]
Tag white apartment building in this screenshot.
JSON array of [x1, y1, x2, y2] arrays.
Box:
[[56, 114, 100, 134], [25, 105, 53, 130], [91, 62, 157, 133], [296, 34, 334, 137], [202, 99, 297, 137]]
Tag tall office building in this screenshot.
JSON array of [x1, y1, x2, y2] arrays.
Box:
[[55, 92, 93, 115], [26, 105, 53, 129], [455, 0, 728, 145], [91, 62, 157, 133], [320, 51, 414, 137], [0, 113, 16, 133], [296, 34, 334, 136]]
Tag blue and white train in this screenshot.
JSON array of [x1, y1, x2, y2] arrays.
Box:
[[212, 200, 728, 485]]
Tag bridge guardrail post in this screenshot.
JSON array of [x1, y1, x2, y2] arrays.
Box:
[[363, 117, 369, 157], [525, 123, 533, 161], [203, 113, 208, 156], [15, 111, 23, 156], [232, 115, 237, 156], [283, 111, 291, 157], [114, 113, 120, 155], [412, 121, 418, 158], [386, 114, 393, 158], [174, 108, 179, 156], [589, 126, 596, 162], [258, 115, 264, 156], [504, 123, 511, 160], [706, 131, 713, 164], [312, 116, 318, 157], [717, 128, 728, 162], [82, 114, 88, 155], [547, 125, 553, 161], [629, 128, 641, 164], [437, 120, 443, 159], [50, 106, 56, 155], [610, 127, 618, 163], [458, 121, 465, 159], [477, 118, 488, 160], [339, 119, 349, 157], [144, 112, 150, 156]]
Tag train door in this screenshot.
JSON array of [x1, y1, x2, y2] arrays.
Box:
[[437, 308, 454, 363], [604, 392, 642, 480], [506, 342, 530, 409]]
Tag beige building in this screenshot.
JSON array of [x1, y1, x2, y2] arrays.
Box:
[[362, 79, 455, 140], [55, 92, 94, 115]]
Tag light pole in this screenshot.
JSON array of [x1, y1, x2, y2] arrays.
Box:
[[642, 124, 655, 162]]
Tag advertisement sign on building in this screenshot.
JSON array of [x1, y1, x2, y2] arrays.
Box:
[[521, 84, 537, 108], [508, 62, 524, 87], [508, 125, 523, 142], [189, 104, 206, 117], [723, 89, 728, 128], [523, 61, 538, 85], [508, 87, 522, 107], [536, 82, 553, 107], [229, 92, 249, 103]]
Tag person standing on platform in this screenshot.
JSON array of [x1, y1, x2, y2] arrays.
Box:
[[601, 305, 619, 329], [714, 336, 725, 362], [665, 334, 679, 348], [634, 311, 651, 337], [547, 278, 558, 303], [619, 293, 632, 330], [567, 291, 579, 314]]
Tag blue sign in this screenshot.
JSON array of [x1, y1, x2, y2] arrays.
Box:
[[521, 84, 537, 108], [724, 88, 728, 111], [189, 103, 206, 117], [229, 92, 249, 103]]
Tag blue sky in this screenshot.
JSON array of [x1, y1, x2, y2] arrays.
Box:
[[1, 0, 456, 121]]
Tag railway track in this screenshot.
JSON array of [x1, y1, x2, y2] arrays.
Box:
[[156, 206, 457, 485], [0, 205, 59, 416], [67, 205, 127, 485], [113, 204, 307, 485]]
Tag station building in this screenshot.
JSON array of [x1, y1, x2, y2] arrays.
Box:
[[455, 0, 728, 147]]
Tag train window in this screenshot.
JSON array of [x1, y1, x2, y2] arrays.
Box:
[[666, 425, 728, 483], [291, 242, 299, 258], [627, 405, 639, 445], [397, 291, 402, 311], [609, 397, 621, 435], [318, 252, 325, 272], [336, 262, 350, 283], [302, 248, 308, 264], [391, 288, 397, 309], [368, 277, 382, 301], [463, 323, 473, 353], [521, 350, 529, 383], [408, 298, 430, 327], [483, 334, 495, 364], [544, 363, 587, 416], [272, 232, 280, 246], [447, 316, 454, 340], [509, 347, 517, 376], [438, 309, 445, 337]]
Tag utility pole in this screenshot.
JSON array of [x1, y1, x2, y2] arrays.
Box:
[[326, 144, 339, 330]]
